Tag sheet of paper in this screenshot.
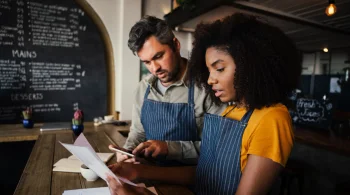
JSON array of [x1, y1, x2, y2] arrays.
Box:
[[53, 165, 80, 173], [68, 153, 114, 163], [54, 158, 82, 168], [60, 142, 137, 186], [63, 187, 109, 195], [74, 133, 95, 151], [53, 158, 82, 173], [63, 186, 158, 195]]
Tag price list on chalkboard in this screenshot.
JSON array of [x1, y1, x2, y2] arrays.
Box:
[[0, 0, 107, 123]]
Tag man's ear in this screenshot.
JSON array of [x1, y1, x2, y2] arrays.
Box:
[[173, 37, 181, 53]]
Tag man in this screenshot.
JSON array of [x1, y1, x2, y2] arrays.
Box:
[[114, 16, 225, 164]]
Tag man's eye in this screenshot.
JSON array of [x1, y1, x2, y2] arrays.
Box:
[[155, 54, 163, 59], [217, 68, 224, 72], [144, 62, 150, 65]]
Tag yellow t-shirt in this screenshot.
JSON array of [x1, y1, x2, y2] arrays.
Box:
[[221, 103, 294, 171]]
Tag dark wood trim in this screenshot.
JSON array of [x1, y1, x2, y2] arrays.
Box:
[[75, 0, 116, 118], [164, 0, 350, 36], [164, 0, 225, 28]]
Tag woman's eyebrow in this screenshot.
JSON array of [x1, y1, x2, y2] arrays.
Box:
[[210, 59, 223, 67]]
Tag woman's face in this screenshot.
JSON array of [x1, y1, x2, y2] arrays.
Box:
[[205, 47, 236, 103]]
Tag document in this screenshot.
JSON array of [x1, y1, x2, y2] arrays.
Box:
[[53, 153, 114, 173], [63, 187, 109, 195], [60, 133, 137, 186], [63, 186, 158, 195]]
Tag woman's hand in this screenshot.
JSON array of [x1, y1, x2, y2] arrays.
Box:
[[109, 144, 138, 163], [116, 152, 138, 163], [108, 162, 140, 181], [106, 175, 154, 195]]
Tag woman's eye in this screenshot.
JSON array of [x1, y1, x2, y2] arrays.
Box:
[[217, 68, 224, 72]]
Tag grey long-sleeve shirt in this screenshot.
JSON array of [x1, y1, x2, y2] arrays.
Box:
[[123, 73, 226, 163]]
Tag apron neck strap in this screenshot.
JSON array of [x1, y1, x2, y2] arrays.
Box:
[[241, 109, 254, 123]]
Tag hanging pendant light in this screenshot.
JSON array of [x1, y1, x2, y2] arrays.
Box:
[[325, 0, 337, 16]]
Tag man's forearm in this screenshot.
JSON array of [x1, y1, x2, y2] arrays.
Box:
[[123, 126, 146, 150], [136, 164, 196, 185]]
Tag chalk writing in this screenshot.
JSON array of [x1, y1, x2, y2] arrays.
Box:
[[290, 98, 333, 128], [0, 0, 107, 123]]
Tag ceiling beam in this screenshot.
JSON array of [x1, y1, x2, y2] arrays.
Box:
[[164, 0, 225, 28], [227, 1, 350, 37]]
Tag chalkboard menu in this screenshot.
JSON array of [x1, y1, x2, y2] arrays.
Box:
[[0, 0, 109, 123], [289, 98, 333, 129]]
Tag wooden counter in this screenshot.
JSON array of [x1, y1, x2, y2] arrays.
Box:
[[294, 126, 350, 157], [0, 122, 193, 195]]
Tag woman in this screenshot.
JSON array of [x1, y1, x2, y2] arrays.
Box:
[[106, 13, 301, 195]]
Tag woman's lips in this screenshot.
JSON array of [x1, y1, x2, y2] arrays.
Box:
[[215, 90, 223, 97]]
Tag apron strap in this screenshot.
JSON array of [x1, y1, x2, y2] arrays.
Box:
[[188, 80, 195, 105], [240, 109, 254, 126], [144, 84, 151, 100]]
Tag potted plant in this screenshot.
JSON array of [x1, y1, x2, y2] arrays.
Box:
[[72, 109, 84, 136], [22, 107, 34, 128]]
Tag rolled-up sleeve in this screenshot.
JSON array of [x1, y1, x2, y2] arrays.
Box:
[[123, 83, 147, 150]]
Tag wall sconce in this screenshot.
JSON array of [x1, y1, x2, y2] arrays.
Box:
[[323, 47, 329, 52], [325, 0, 337, 16]]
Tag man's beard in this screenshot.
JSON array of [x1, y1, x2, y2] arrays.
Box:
[[157, 58, 181, 84]]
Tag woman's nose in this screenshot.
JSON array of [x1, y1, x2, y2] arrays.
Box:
[[207, 74, 217, 85]]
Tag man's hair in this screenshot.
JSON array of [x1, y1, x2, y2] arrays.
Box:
[[188, 13, 302, 109], [128, 15, 175, 55]]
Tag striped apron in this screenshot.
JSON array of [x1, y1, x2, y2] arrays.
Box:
[[196, 109, 254, 194], [140, 81, 198, 164]]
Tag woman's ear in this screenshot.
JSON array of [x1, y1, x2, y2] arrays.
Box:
[[173, 38, 181, 53]]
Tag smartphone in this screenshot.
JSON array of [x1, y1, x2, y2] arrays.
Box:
[[108, 145, 134, 158]]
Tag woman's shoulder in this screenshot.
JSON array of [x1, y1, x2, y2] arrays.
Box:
[[253, 103, 290, 120], [246, 103, 292, 133]]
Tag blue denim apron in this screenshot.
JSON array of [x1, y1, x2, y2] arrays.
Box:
[[140, 81, 198, 164], [196, 109, 254, 194]]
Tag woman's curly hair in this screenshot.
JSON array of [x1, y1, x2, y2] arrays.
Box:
[[188, 13, 302, 109]]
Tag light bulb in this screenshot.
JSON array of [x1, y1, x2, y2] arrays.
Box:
[[323, 48, 329, 52], [325, 3, 337, 16]]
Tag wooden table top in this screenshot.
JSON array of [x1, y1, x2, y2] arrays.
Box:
[[294, 126, 350, 157], [0, 123, 193, 195]]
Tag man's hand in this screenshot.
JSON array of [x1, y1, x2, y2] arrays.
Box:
[[133, 140, 168, 158], [108, 162, 139, 181], [106, 175, 153, 195]]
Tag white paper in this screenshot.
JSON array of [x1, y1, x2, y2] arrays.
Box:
[[68, 153, 114, 163], [74, 133, 95, 151], [63, 186, 158, 195], [60, 142, 137, 186], [53, 158, 82, 173], [63, 187, 110, 195], [54, 158, 82, 168]]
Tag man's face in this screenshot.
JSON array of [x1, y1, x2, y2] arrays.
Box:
[[137, 36, 181, 86]]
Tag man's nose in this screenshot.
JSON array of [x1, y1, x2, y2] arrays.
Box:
[[151, 61, 160, 73], [151, 61, 161, 73]]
